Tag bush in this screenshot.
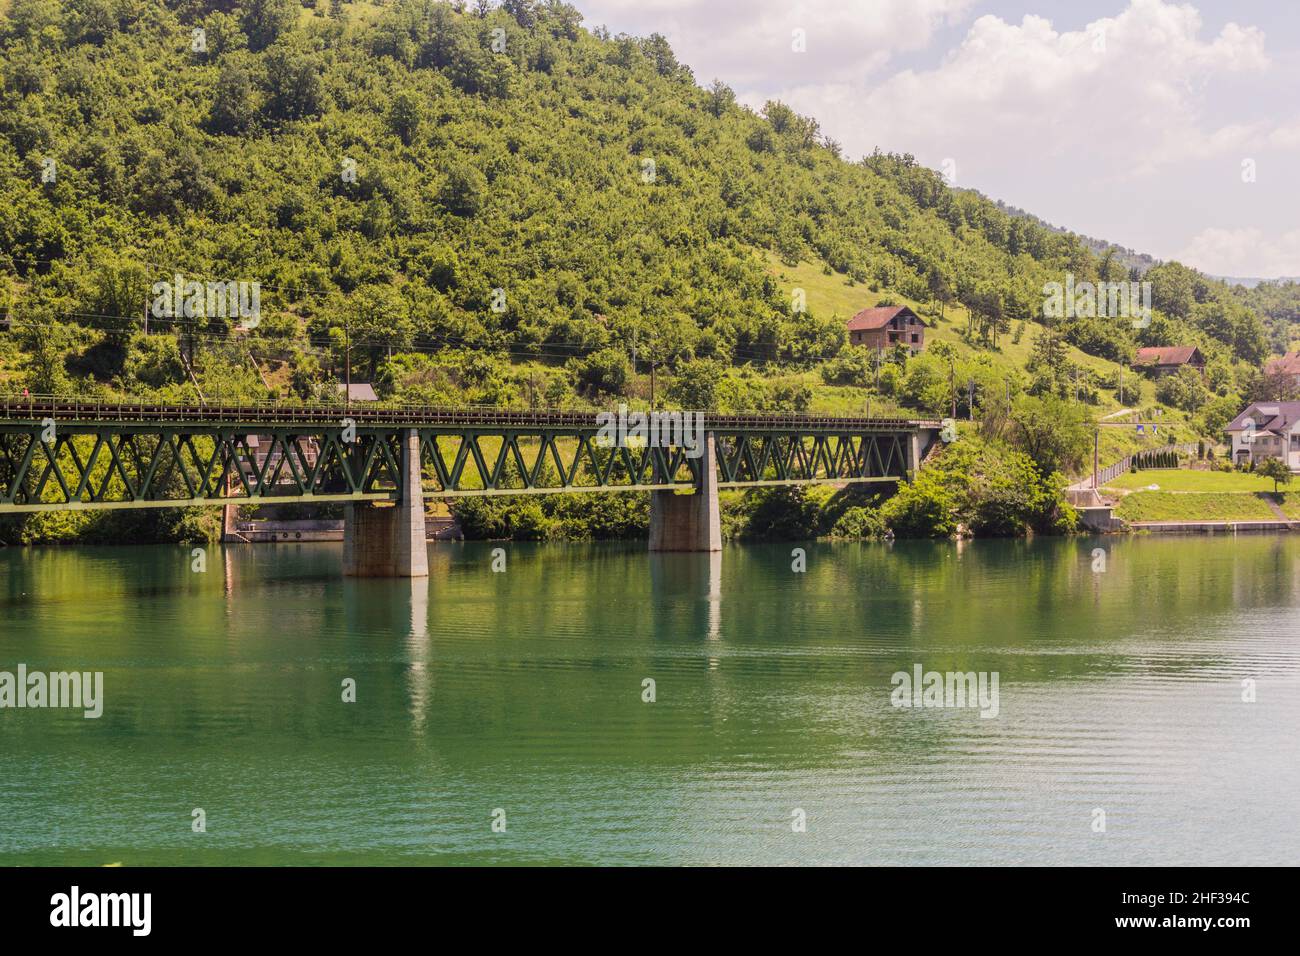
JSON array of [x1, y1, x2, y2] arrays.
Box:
[[829, 505, 886, 539], [880, 433, 1076, 538], [665, 358, 724, 410], [544, 492, 648, 539], [880, 470, 957, 538], [728, 485, 825, 540], [571, 348, 629, 397], [819, 348, 873, 387], [450, 496, 553, 540]]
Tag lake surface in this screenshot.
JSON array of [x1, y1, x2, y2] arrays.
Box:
[[1, 535, 1297, 865]]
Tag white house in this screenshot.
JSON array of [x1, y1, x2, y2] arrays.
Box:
[[1225, 402, 1300, 471]]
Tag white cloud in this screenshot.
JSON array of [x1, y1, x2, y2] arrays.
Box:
[[576, 0, 973, 90], [1266, 122, 1300, 150], [1177, 227, 1300, 277], [576, 0, 1300, 277], [776, 0, 1268, 173]]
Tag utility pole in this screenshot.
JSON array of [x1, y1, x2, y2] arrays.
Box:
[[968, 379, 975, 420], [344, 314, 351, 410], [648, 334, 657, 408], [1093, 429, 1100, 490], [949, 360, 956, 419]]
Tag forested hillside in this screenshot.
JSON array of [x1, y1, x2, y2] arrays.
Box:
[[3, 0, 1295, 425]]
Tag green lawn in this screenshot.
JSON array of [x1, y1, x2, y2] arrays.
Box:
[[1114, 492, 1280, 522], [1105, 469, 1278, 493]]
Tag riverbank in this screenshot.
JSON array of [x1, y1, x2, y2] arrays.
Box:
[[1127, 519, 1299, 534], [1099, 468, 1300, 528]]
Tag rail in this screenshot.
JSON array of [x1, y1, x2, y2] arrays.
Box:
[[0, 395, 940, 432], [1089, 442, 1201, 489]]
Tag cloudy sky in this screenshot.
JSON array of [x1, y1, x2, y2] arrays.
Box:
[[574, 0, 1300, 279]]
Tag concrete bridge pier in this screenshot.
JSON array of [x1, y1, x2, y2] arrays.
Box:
[[343, 428, 429, 577], [648, 431, 722, 552], [909, 426, 943, 477]]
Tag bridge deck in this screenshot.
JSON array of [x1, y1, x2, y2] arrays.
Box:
[[0, 396, 938, 431]]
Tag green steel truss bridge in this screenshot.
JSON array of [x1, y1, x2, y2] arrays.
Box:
[[0, 396, 939, 515]]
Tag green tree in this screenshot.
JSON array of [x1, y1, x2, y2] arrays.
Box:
[[1008, 394, 1093, 475], [388, 91, 423, 146], [209, 62, 256, 134], [880, 469, 958, 538], [439, 162, 487, 217], [1155, 366, 1210, 412], [241, 0, 298, 52], [1256, 456, 1292, 494], [571, 348, 628, 397], [665, 358, 723, 410], [15, 311, 77, 394]]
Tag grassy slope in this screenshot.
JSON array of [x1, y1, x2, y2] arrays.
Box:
[[766, 254, 1132, 388], [1104, 469, 1277, 493], [767, 254, 1203, 459], [1115, 492, 1279, 522], [1107, 468, 1295, 521]]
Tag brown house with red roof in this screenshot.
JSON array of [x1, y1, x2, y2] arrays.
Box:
[[1132, 346, 1205, 377], [846, 305, 926, 353]]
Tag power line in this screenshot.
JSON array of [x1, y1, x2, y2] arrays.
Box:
[[1, 259, 820, 363], [2, 309, 797, 364]]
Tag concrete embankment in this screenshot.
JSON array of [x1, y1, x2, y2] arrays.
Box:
[[1126, 520, 1299, 534]]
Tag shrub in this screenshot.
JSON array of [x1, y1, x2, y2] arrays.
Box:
[[880, 470, 957, 538], [571, 348, 629, 397], [829, 506, 886, 539]]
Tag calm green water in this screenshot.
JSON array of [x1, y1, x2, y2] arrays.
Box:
[[1, 535, 1297, 865]]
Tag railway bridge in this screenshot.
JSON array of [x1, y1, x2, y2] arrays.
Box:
[[0, 397, 942, 576]]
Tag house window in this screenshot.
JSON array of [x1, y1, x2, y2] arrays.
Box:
[[911, 334, 919, 343], [1291, 435, 1300, 451]]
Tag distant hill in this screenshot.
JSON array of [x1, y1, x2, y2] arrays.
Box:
[[1210, 275, 1300, 289], [991, 197, 1159, 276]]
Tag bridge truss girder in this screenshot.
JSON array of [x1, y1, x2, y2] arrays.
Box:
[[0, 423, 911, 514]]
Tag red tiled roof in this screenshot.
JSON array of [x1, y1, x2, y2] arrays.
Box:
[[846, 305, 922, 331], [1133, 346, 1202, 366]]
